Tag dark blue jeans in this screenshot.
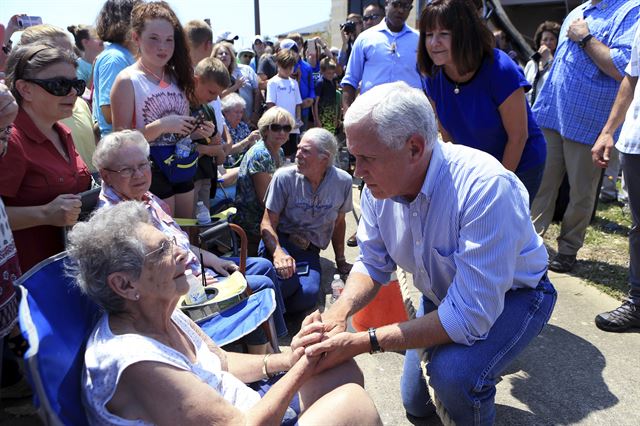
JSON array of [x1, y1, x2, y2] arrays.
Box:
[[224, 256, 288, 343], [258, 233, 322, 314], [401, 276, 556, 424], [620, 153, 640, 305]]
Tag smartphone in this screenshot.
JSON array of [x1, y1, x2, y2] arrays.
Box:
[[307, 39, 317, 53], [296, 262, 310, 276], [78, 187, 101, 219], [18, 16, 43, 29]]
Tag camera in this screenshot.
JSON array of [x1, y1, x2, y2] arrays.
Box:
[[17, 16, 43, 29], [340, 20, 356, 34]]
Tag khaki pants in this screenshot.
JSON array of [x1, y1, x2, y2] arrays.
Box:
[[531, 128, 601, 256]]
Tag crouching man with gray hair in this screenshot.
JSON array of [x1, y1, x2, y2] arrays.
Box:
[[260, 128, 353, 314], [303, 81, 557, 424]]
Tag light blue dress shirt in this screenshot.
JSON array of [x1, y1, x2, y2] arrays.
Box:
[[532, 0, 640, 146], [341, 21, 422, 94], [353, 141, 548, 346]]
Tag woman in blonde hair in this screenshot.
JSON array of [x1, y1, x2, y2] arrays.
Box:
[[67, 24, 104, 88]]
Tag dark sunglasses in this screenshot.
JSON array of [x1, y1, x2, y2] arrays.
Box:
[[23, 77, 86, 96], [363, 14, 381, 22], [269, 123, 292, 133], [389, 1, 413, 11]]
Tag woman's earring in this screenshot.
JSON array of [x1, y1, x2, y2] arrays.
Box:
[[135, 293, 140, 301]]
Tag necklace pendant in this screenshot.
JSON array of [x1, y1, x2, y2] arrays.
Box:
[[454, 86, 460, 95], [158, 79, 170, 89]]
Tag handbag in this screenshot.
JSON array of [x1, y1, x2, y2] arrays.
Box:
[[149, 142, 199, 183]]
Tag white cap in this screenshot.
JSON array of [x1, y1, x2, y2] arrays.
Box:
[[216, 30, 239, 43]]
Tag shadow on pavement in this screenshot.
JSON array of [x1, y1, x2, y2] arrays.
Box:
[[498, 324, 618, 424]]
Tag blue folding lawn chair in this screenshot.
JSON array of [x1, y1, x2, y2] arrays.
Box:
[[16, 252, 275, 425]]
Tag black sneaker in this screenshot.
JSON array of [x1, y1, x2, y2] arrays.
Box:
[[595, 300, 640, 332], [548, 254, 576, 273]]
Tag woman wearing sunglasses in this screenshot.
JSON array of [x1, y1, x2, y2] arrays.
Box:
[[233, 107, 295, 255], [0, 44, 91, 272], [20, 24, 99, 174]]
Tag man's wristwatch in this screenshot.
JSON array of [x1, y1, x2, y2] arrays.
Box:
[[368, 328, 384, 354], [578, 33, 594, 48]]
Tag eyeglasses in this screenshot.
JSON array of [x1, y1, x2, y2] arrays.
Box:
[[269, 123, 293, 133], [22, 77, 86, 97], [105, 161, 151, 178], [389, 1, 413, 11], [363, 14, 381, 22], [145, 236, 177, 259]]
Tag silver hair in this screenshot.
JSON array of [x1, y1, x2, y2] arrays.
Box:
[[302, 127, 338, 165], [221, 92, 246, 112], [93, 129, 150, 170], [66, 201, 151, 314], [343, 81, 438, 151]]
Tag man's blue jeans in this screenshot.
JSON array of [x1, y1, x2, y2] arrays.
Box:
[[258, 233, 322, 314], [401, 276, 557, 425]]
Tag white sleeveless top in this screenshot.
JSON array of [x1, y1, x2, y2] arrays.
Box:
[[82, 309, 261, 425], [124, 65, 190, 146]]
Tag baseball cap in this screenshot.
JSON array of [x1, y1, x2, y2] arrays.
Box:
[[216, 30, 239, 43], [253, 34, 264, 43], [279, 38, 299, 53], [238, 47, 255, 56]]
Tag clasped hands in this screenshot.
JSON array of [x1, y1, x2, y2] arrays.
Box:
[[288, 310, 363, 374]]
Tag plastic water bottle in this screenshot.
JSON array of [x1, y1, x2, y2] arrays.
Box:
[[331, 274, 345, 303], [174, 137, 193, 158], [184, 269, 207, 305], [196, 201, 211, 225]]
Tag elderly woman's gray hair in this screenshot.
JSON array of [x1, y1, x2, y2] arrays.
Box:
[[303, 128, 338, 165], [66, 201, 151, 313], [221, 92, 247, 112], [93, 129, 150, 170], [344, 81, 438, 151]]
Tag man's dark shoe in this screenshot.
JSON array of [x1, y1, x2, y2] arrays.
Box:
[[595, 300, 640, 332], [548, 254, 576, 273], [346, 233, 358, 247]]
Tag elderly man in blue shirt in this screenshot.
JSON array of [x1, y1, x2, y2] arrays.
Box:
[[531, 0, 640, 273], [303, 82, 557, 425], [341, 0, 422, 113]]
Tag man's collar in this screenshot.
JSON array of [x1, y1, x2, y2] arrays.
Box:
[[376, 19, 411, 36], [391, 141, 443, 205]]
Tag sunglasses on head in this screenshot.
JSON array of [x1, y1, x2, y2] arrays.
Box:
[[363, 14, 381, 22], [23, 77, 86, 96], [269, 123, 292, 133]]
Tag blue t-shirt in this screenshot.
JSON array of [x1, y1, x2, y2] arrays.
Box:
[[425, 48, 546, 173], [92, 43, 135, 137]]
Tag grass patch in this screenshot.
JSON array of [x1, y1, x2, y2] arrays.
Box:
[[544, 201, 630, 300]]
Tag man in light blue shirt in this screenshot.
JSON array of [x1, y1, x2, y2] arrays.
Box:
[[304, 82, 557, 424], [341, 0, 422, 113], [531, 0, 640, 273]]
